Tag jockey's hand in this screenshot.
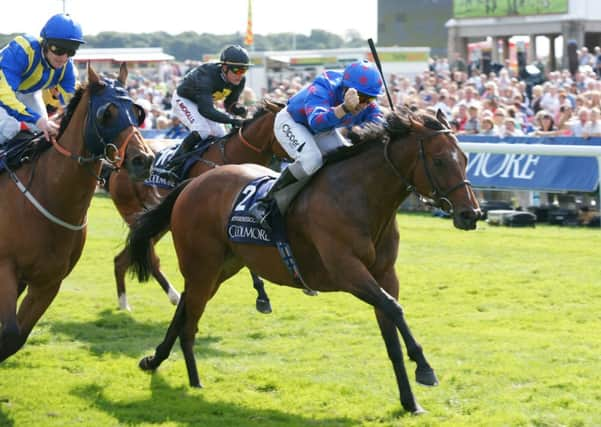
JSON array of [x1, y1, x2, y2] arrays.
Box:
[[36, 116, 59, 140], [230, 118, 244, 128], [230, 103, 247, 117], [343, 88, 360, 113]]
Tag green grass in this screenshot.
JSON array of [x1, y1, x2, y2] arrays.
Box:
[[1, 194, 601, 426]]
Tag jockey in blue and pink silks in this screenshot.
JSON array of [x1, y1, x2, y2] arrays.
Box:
[[0, 13, 84, 146], [248, 59, 385, 228]]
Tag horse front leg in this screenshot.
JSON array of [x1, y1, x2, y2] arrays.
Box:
[[250, 271, 272, 314], [139, 291, 187, 371], [375, 310, 424, 414], [7, 280, 62, 361], [0, 266, 20, 363], [376, 269, 438, 387]]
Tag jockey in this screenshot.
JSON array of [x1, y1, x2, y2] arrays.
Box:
[[0, 13, 84, 147], [248, 59, 384, 228], [166, 44, 252, 171]]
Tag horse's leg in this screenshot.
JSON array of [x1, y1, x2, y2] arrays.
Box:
[[250, 271, 272, 314], [114, 247, 132, 311], [0, 265, 20, 362], [377, 269, 437, 387], [5, 280, 62, 361], [139, 291, 187, 371], [324, 257, 430, 414], [149, 244, 180, 305]]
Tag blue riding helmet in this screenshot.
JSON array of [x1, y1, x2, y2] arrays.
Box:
[[342, 60, 383, 97], [40, 13, 85, 44]]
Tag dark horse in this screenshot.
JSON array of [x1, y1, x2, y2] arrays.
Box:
[[105, 99, 287, 311], [126, 108, 481, 413], [0, 63, 154, 362]]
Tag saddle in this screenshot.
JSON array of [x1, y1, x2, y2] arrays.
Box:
[[0, 130, 48, 173]]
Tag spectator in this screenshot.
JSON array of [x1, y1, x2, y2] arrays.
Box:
[[461, 105, 481, 135], [563, 107, 590, 137], [479, 115, 499, 136], [584, 107, 601, 138], [531, 110, 563, 137], [503, 118, 524, 136]]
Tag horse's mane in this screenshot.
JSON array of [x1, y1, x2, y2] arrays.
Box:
[[324, 107, 446, 164], [223, 96, 286, 138], [58, 84, 88, 138]]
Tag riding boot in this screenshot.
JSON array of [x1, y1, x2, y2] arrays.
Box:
[[164, 131, 202, 177], [248, 168, 298, 229]]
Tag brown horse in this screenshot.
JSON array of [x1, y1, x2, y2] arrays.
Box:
[[105, 99, 287, 311], [0, 63, 154, 362], [125, 108, 481, 414]]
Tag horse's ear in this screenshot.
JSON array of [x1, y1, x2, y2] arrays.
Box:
[[436, 109, 450, 129], [118, 62, 128, 86], [88, 62, 100, 85]]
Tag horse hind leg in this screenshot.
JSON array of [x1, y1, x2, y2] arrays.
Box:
[[149, 245, 180, 306], [139, 291, 187, 371], [114, 247, 132, 311], [250, 271, 272, 314]]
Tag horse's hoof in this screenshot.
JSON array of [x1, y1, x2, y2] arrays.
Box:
[[416, 367, 439, 386], [168, 289, 180, 305], [190, 380, 203, 388], [118, 294, 131, 312], [411, 404, 427, 415], [256, 298, 272, 314], [303, 289, 319, 296], [139, 356, 156, 371]]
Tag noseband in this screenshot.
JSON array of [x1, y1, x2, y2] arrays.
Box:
[[383, 128, 473, 213]]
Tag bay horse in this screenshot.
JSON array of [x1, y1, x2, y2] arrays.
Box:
[[105, 99, 287, 311], [0, 63, 154, 363], [125, 108, 481, 413]]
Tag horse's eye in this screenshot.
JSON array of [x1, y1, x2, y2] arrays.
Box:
[[96, 103, 115, 126], [433, 158, 444, 167], [133, 104, 146, 127]]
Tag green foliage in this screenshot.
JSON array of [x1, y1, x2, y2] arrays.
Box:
[[0, 29, 359, 61], [1, 196, 600, 426]]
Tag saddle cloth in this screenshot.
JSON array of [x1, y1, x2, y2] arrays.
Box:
[[144, 138, 213, 189], [227, 175, 309, 288], [227, 176, 284, 245]]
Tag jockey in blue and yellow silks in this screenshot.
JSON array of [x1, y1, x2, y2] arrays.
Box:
[[0, 13, 84, 145]]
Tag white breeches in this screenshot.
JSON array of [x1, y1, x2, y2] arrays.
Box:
[[171, 92, 226, 139]]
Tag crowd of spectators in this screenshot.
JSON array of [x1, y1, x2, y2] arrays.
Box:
[[85, 45, 601, 143]]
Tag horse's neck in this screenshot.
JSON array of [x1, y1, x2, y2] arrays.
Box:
[[34, 96, 99, 222], [336, 141, 413, 211]]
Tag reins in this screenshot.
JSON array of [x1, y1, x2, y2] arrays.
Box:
[[383, 127, 472, 213]]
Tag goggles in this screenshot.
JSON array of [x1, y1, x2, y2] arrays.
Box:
[[228, 66, 248, 76], [49, 44, 77, 57], [358, 92, 376, 104]]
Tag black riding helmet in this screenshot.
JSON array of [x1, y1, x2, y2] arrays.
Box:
[[219, 45, 252, 67]]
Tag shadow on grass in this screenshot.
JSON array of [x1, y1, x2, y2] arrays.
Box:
[[46, 309, 236, 359], [72, 374, 357, 427], [0, 405, 14, 427]]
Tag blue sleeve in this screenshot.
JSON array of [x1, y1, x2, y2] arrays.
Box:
[[305, 83, 346, 133], [0, 38, 40, 123]]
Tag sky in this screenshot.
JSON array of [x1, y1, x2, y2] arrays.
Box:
[[0, 0, 379, 40]]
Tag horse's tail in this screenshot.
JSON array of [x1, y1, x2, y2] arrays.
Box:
[[126, 179, 192, 282]]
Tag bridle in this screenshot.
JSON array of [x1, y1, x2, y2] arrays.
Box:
[[383, 127, 473, 213]]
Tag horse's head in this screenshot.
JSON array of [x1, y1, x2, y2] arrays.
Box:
[[86, 63, 154, 180], [386, 108, 481, 230], [238, 97, 288, 159]]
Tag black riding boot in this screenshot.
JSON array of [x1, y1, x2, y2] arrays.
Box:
[[248, 168, 298, 229], [164, 131, 202, 177]]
